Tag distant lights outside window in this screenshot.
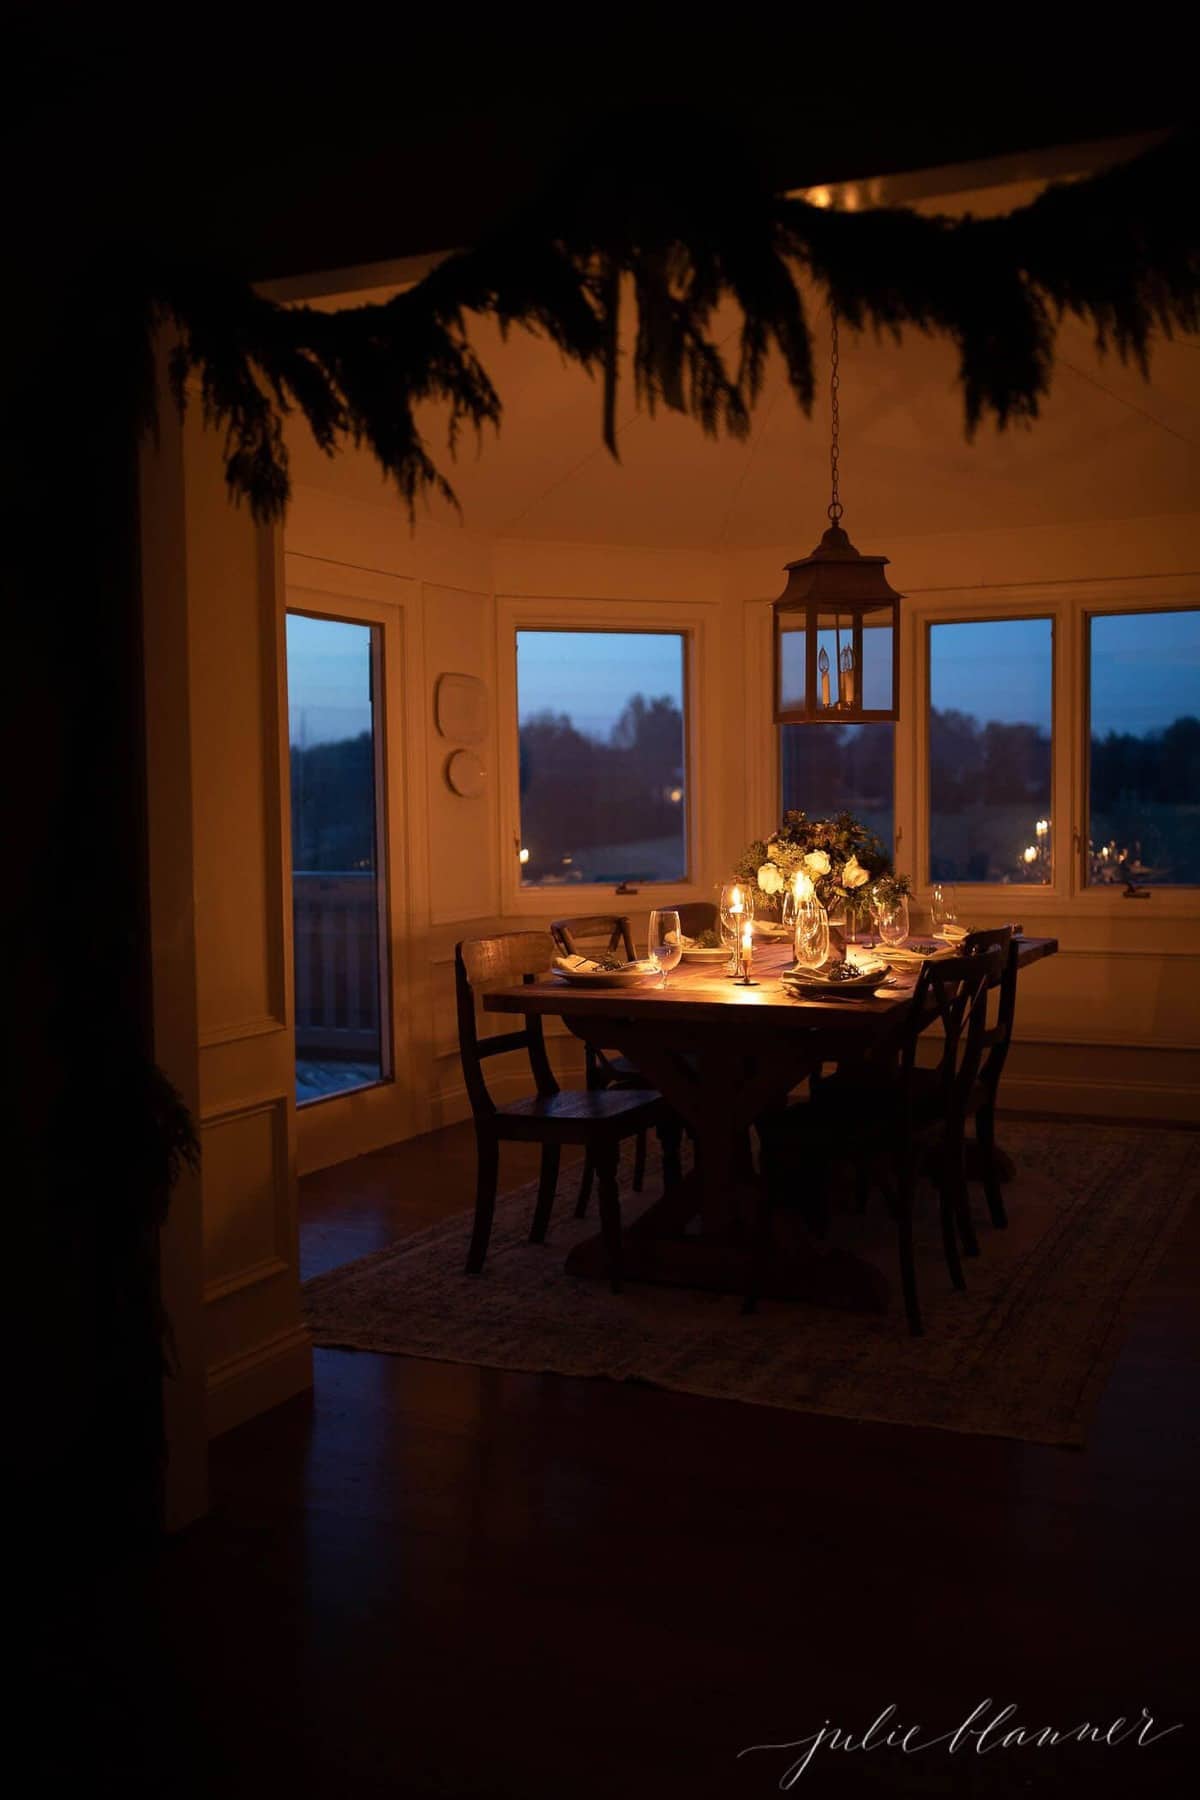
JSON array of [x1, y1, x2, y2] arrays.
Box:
[[773, 311, 902, 725], [518, 846, 530, 864]]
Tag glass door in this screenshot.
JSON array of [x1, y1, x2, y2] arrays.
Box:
[[286, 612, 390, 1104]]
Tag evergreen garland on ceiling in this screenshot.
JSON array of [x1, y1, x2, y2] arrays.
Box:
[[157, 132, 1198, 522]]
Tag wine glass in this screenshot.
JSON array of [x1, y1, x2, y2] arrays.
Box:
[[647, 908, 683, 985], [792, 897, 830, 971], [930, 883, 957, 935], [719, 882, 754, 976], [874, 892, 910, 947]]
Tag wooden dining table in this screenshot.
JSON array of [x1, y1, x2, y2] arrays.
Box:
[[484, 934, 1058, 1311]]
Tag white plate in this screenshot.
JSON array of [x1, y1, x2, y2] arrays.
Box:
[[552, 965, 654, 988]]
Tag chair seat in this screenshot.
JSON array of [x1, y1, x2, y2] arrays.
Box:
[[495, 1086, 662, 1143], [592, 1052, 647, 1087], [758, 1077, 949, 1162]]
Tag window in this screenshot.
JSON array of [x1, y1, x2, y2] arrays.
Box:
[[516, 629, 687, 886], [286, 613, 389, 1103], [1088, 609, 1200, 886], [928, 618, 1053, 884], [781, 724, 895, 853]]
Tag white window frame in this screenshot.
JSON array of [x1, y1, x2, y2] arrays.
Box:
[[497, 594, 716, 917], [283, 554, 428, 1173], [755, 575, 1200, 921]]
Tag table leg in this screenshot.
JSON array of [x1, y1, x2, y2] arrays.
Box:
[[561, 1020, 889, 1312]]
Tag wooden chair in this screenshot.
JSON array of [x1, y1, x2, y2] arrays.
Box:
[[456, 932, 665, 1290], [953, 926, 1020, 1228], [753, 949, 1001, 1334], [550, 914, 651, 1213], [674, 900, 720, 940]]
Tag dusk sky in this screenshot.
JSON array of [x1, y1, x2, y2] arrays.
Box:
[[287, 613, 1198, 748], [517, 630, 685, 740]]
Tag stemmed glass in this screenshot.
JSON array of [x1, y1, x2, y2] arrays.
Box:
[[792, 897, 830, 971], [647, 909, 683, 986], [874, 892, 910, 947], [930, 883, 958, 935], [719, 882, 754, 977]]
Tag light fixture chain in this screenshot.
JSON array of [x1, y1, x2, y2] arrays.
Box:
[[828, 309, 842, 524]]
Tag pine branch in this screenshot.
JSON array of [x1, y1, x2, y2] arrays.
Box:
[[155, 131, 1198, 521]]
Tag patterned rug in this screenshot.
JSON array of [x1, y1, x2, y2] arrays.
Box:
[[302, 1122, 1198, 1446]]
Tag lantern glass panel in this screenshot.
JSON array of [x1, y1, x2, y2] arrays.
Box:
[[779, 617, 806, 714], [861, 609, 894, 711]]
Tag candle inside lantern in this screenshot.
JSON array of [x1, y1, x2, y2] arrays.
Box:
[[839, 644, 856, 707], [819, 648, 831, 709]]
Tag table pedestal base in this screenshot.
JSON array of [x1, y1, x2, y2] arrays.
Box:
[[564, 1173, 889, 1312]]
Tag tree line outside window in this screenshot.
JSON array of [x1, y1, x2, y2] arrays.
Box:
[[782, 609, 1199, 888]]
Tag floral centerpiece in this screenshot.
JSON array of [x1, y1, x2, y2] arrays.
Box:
[[733, 809, 908, 924]]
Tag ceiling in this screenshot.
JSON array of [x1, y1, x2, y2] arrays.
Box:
[[284, 296, 1200, 553]]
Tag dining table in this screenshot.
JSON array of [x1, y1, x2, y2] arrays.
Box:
[[483, 933, 1059, 1312]]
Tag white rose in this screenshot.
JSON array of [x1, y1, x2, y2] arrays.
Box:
[[842, 855, 870, 890], [757, 862, 785, 895], [803, 850, 831, 876]]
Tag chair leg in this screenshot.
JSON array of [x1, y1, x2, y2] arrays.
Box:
[[574, 1154, 595, 1219], [854, 1158, 872, 1215], [975, 1104, 1008, 1229], [530, 1143, 560, 1243], [465, 1132, 500, 1274], [594, 1140, 623, 1294], [632, 1129, 647, 1194], [945, 1128, 980, 1259], [657, 1117, 683, 1193], [938, 1146, 968, 1292], [894, 1159, 923, 1336], [743, 1181, 773, 1316]]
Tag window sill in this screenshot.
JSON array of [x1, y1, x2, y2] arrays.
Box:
[[502, 879, 710, 918]]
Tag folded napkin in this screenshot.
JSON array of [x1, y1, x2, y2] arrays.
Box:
[[553, 953, 659, 975], [939, 922, 968, 942], [877, 939, 957, 965]]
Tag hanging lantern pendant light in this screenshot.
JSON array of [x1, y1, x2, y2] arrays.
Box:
[[772, 309, 903, 724]]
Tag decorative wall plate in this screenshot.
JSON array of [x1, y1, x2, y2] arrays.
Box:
[[445, 747, 486, 798], [435, 672, 487, 743]]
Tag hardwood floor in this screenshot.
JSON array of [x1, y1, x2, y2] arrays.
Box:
[[47, 1118, 1200, 1797]]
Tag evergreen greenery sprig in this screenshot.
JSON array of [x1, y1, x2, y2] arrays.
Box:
[[156, 132, 1198, 521]]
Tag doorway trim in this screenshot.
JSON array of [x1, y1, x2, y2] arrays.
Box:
[[284, 553, 429, 1172]]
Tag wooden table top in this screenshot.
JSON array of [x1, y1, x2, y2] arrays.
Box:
[[483, 935, 1058, 1029]]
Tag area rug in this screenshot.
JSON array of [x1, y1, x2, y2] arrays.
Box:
[[302, 1123, 1198, 1446]]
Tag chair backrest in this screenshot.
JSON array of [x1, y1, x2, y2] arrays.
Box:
[[549, 914, 636, 961], [962, 925, 1020, 1094], [900, 948, 1002, 1125], [675, 900, 720, 940], [455, 933, 559, 1119]]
